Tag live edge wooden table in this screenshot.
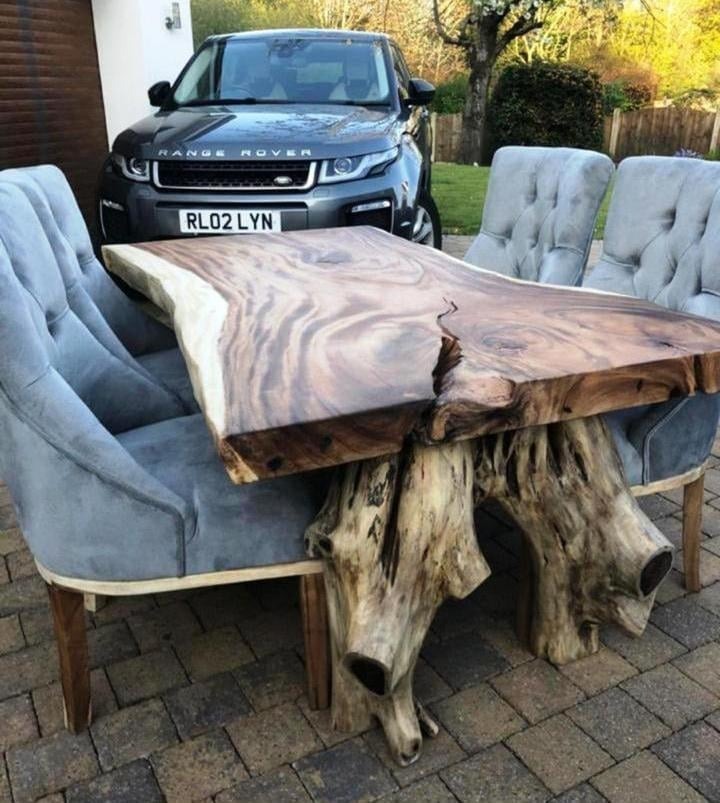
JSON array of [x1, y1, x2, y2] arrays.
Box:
[[104, 226, 720, 766]]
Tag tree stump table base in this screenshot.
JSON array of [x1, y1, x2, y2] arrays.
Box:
[[474, 416, 673, 665], [308, 416, 673, 761], [305, 440, 489, 765]]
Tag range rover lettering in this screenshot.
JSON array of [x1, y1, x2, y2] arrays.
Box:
[[99, 29, 441, 247]]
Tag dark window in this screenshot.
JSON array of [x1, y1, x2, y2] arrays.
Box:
[[173, 37, 393, 106]]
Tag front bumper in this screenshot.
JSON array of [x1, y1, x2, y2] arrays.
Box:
[[98, 156, 422, 244]]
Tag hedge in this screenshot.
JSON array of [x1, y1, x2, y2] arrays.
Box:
[[602, 79, 653, 114], [489, 62, 604, 153], [431, 75, 468, 115]]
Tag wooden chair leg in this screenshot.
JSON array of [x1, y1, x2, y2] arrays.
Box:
[[299, 573, 330, 710], [47, 584, 91, 732], [516, 537, 534, 648], [683, 473, 704, 592]]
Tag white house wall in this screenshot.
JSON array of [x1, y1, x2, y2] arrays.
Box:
[[92, 0, 194, 147]]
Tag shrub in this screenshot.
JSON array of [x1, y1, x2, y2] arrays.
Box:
[[602, 79, 653, 114], [706, 149, 720, 161], [431, 75, 468, 115], [603, 80, 629, 114], [623, 81, 653, 109], [592, 53, 657, 110], [489, 62, 604, 152], [672, 87, 720, 111]]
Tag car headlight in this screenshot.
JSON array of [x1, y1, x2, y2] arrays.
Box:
[[111, 153, 150, 182], [318, 147, 399, 184]]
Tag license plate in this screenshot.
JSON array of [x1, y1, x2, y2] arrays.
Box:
[[179, 209, 281, 234]]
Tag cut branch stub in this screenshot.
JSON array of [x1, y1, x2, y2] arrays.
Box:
[[474, 415, 673, 665], [305, 439, 489, 765]]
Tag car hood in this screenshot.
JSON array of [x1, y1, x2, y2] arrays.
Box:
[[114, 104, 404, 161]]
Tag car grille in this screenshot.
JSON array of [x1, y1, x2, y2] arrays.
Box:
[[153, 160, 316, 191]]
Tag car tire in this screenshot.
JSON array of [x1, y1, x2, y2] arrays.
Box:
[[411, 192, 442, 250]]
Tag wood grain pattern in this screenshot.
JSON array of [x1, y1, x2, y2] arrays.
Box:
[[104, 227, 720, 483]]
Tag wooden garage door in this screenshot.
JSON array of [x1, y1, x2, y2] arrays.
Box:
[[0, 0, 108, 230]]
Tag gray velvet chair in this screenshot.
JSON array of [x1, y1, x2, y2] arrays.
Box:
[[463, 146, 614, 284], [584, 156, 720, 591], [0, 165, 198, 414], [0, 183, 330, 729]]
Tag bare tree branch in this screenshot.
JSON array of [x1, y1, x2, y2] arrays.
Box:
[[495, 15, 544, 56], [638, 0, 657, 17], [432, 0, 468, 46]]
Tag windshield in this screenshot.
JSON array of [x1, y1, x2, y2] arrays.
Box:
[[172, 37, 393, 107]]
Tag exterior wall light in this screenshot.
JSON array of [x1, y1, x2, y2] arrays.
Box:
[[165, 2, 181, 29]]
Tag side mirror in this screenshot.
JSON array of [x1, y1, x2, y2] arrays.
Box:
[[148, 81, 172, 107], [407, 78, 435, 107]]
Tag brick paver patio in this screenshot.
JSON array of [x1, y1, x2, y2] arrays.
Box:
[[1, 240, 719, 802]]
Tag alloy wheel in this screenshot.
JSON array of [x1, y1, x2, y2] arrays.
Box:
[[411, 204, 435, 245]]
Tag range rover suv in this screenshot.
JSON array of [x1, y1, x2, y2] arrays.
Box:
[[98, 29, 441, 247]]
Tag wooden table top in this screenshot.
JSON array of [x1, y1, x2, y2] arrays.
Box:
[[104, 227, 720, 483]]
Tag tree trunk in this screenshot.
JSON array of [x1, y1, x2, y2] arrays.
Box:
[[459, 28, 498, 164], [305, 440, 489, 766], [474, 416, 673, 664]]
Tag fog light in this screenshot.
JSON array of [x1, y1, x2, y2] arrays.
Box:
[[350, 200, 391, 214], [346, 199, 393, 232], [99, 199, 130, 243], [101, 198, 124, 211]]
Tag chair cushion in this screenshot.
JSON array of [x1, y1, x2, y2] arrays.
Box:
[[137, 348, 200, 413], [464, 146, 613, 285], [117, 414, 326, 574]]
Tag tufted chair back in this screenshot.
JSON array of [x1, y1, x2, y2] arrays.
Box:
[[464, 146, 614, 285], [584, 156, 720, 317], [0, 229, 190, 578], [0, 183, 185, 434], [0, 165, 175, 356]]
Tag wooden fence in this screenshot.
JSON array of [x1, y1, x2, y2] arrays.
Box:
[[431, 113, 463, 162], [431, 107, 720, 163], [606, 106, 720, 160]]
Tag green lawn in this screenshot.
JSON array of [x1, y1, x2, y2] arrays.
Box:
[[432, 162, 611, 239]]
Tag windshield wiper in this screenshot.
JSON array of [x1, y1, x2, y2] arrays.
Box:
[[180, 98, 259, 107], [331, 100, 392, 107], [178, 98, 392, 108]]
